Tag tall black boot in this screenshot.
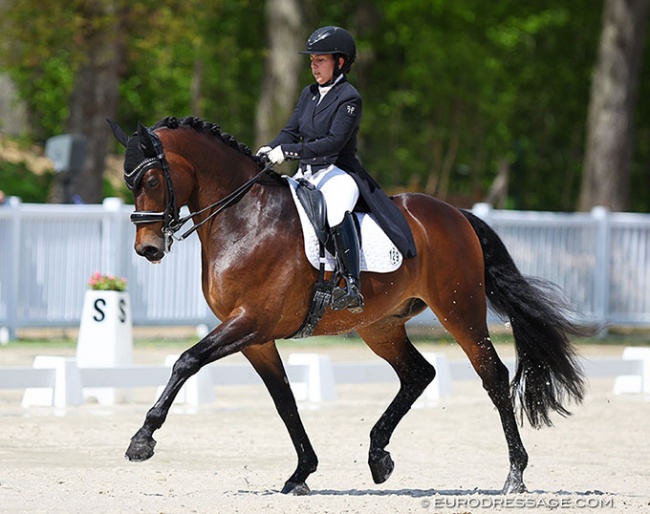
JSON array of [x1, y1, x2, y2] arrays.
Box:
[[331, 212, 364, 313]]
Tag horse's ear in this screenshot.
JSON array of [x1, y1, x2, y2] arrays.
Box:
[[106, 118, 129, 147], [137, 121, 158, 157]]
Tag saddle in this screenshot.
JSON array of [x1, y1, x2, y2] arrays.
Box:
[[287, 178, 403, 339], [286, 177, 403, 274]]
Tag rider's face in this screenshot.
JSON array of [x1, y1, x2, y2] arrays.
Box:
[[310, 54, 340, 85]]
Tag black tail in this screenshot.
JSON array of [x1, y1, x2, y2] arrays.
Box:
[[461, 210, 595, 428]]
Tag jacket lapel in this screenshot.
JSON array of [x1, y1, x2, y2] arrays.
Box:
[[314, 76, 347, 115], [314, 88, 339, 115]]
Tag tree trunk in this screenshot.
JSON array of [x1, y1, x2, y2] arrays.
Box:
[[255, 0, 304, 151], [53, 1, 124, 204], [191, 57, 204, 117], [0, 74, 29, 137], [425, 100, 462, 199], [578, 0, 649, 211]]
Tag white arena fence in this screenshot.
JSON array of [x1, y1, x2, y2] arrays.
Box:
[[1, 197, 650, 339], [1, 348, 648, 408]]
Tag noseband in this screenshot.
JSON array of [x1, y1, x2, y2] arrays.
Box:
[[129, 127, 274, 253]]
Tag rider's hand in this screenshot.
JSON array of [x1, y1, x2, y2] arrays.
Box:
[[256, 146, 272, 157], [267, 146, 285, 164]]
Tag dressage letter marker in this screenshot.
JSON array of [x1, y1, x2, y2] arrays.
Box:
[[76, 290, 134, 404]]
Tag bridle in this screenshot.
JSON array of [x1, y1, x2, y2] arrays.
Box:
[[129, 127, 274, 253]]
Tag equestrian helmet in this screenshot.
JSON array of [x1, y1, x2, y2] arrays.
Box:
[[301, 26, 356, 74]]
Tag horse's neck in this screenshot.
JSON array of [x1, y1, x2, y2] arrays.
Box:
[[188, 146, 283, 241], [188, 141, 260, 211]]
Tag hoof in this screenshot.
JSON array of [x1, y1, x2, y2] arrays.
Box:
[[502, 475, 527, 494], [125, 436, 156, 462], [368, 448, 394, 484], [281, 481, 311, 496]]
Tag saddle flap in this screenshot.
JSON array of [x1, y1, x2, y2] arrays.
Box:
[[294, 179, 332, 253]]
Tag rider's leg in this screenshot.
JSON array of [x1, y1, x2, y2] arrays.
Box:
[[330, 211, 364, 312], [315, 168, 364, 313]]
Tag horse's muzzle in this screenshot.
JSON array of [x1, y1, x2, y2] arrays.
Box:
[[135, 241, 166, 263]]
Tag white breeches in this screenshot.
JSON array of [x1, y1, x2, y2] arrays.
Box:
[[294, 165, 359, 226]]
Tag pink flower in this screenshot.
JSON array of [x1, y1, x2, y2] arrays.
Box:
[[87, 272, 127, 291]]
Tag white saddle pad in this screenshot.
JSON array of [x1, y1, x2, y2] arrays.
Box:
[[285, 176, 403, 273]]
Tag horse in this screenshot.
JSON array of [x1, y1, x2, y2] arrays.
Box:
[[108, 115, 590, 496]]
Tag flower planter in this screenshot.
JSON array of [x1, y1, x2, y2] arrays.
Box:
[[76, 290, 133, 404]]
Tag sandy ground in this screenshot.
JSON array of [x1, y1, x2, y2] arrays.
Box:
[[0, 341, 648, 513]]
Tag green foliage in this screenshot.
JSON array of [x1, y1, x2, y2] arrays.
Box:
[[0, 2, 80, 138], [102, 176, 131, 202], [353, 0, 604, 210], [1, 0, 648, 211], [117, 0, 266, 145], [0, 161, 54, 203]]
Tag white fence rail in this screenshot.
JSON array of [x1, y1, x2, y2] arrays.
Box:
[[1, 348, 648, 408], [2, 197, 650, 338]]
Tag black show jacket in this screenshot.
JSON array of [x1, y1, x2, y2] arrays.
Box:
[[268, 77, 416, 258]]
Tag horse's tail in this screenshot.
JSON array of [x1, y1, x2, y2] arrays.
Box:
[[461, 209, 593, 428]]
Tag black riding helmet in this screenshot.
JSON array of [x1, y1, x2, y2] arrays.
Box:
[[300, 26, 356, 75]]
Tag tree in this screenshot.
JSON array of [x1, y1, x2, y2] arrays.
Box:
[[0, 0, 124, 203], [0, 1, 77, 139], [60, 0, 124, 204], [579, 0, 649, 211], [2, 0, 649, 211], [255, 0, 305, 150]]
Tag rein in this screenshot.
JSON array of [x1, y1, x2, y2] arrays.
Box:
[[170, 163, 274, 242], [129, 127, 274, 250]]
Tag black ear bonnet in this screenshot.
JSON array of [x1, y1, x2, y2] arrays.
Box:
[[122, 123, 162, 192], [107, 119, 162, 192]]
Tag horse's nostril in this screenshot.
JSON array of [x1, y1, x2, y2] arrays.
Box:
[[138, 244, 164, 261]]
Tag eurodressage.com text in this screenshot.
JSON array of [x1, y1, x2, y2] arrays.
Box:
[[421, 496, 614, 510]]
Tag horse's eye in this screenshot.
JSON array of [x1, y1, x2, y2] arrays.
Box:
[[146, 176, 160, 188]]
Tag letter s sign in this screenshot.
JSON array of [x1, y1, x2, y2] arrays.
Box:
[[93, 298, 106, 322], [119, 298, 127, 323]]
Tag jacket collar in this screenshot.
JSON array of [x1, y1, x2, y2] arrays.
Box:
[[310, 75, 347, 113], [309, 74, 347, 95]]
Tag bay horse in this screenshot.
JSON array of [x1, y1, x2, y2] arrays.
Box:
[[109, 116, 589, 495]]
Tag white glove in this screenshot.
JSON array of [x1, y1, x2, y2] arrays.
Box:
[[267, 145, 285, 164], [256, 146, 272, 156]]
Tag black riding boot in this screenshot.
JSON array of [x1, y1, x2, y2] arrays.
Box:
[[331, 212, 364, 313]]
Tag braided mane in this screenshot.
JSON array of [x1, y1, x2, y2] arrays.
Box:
[[152, 116, 268, 169]]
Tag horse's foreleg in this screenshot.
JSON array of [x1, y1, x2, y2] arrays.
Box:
[[125, 320, 262, 463], [358, 321, 436, 484], [242, 343, 317, 495]]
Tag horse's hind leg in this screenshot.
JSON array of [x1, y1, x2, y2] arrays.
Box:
[[242, 342, 317, 495], [440, 311, 528, 493], [357, 319, 436, 484]]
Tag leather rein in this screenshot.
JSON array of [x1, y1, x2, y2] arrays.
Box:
[[129, 128, 274, 252]]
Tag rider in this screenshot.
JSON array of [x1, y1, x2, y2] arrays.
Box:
[[258, 26, 416, 314]]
